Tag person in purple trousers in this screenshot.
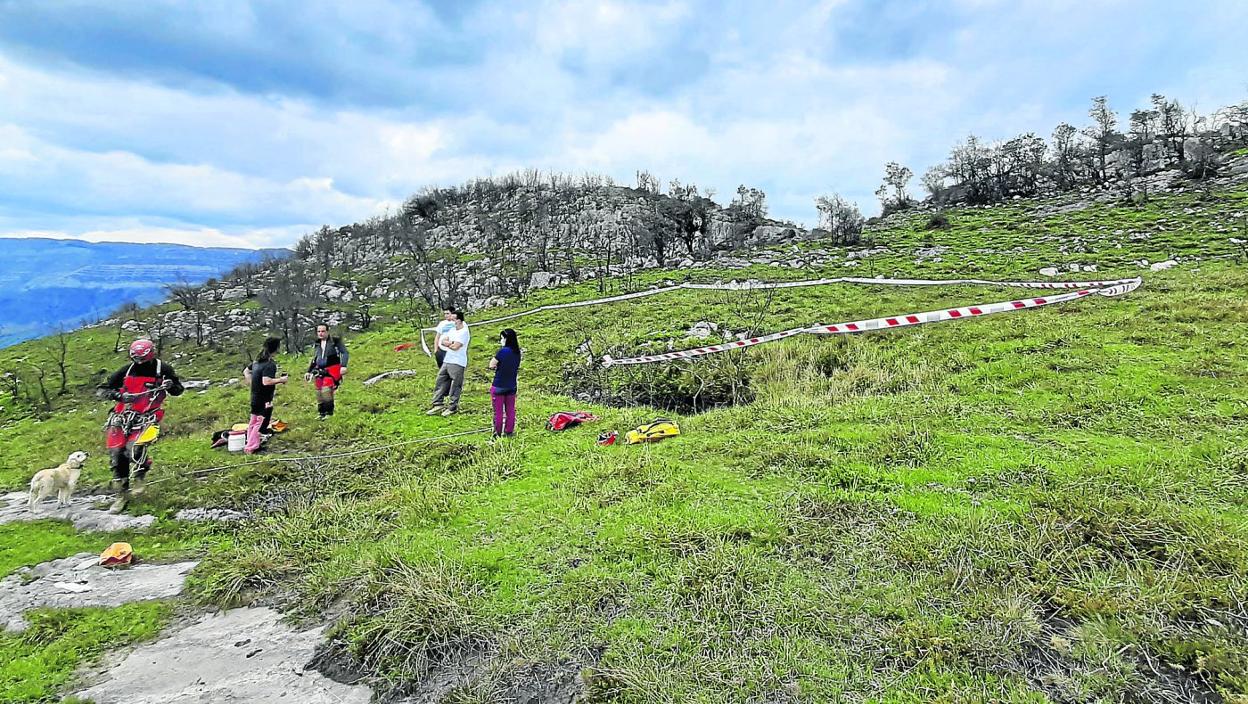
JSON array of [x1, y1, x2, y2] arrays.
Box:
[[488, 328, 521, 439]]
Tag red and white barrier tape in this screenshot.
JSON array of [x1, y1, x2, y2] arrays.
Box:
[[409, 275, 1144, 357], [601, 278, 1142, 367]]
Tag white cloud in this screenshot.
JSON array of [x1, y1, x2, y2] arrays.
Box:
[[1, 0, 1246, 246], [531, 0, 691, 65], [0, 124, 389, 224]]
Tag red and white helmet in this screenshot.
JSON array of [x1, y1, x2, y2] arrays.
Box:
[[128, 339, 155, 363]]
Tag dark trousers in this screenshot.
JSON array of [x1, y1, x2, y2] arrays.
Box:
[[435, 349, 446, 368], [110, 443, 151, 490]]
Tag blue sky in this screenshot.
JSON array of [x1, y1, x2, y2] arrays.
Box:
[[0, 0, 1245, 248]]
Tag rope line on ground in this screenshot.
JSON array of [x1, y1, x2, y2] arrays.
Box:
[[145, 427, 491, 486], [412, 275, 1144, 355], [602, 278, 1143, 366]]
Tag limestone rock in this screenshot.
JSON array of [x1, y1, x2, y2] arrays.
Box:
[[686, 321, 719, 339]]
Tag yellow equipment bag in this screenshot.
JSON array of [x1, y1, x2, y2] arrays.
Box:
[[134, 425, 160, 445], [624, 418, 681, 445], [99, 542, 134, 568]]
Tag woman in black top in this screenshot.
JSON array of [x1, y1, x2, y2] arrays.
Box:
[[243, 337, 287, 453]]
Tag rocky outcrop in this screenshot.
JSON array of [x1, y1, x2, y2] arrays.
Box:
[[0, 553, 196, 631]]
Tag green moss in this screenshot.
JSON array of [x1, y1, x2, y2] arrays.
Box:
[[0, 522, 108, 579], [0, 603, 170, 703]]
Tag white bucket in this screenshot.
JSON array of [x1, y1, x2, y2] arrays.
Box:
[[227, 430, 246, 452]]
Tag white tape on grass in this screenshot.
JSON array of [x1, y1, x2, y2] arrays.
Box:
[[420, 276, 1142, 332], [601, 278, 1142, 367], [409, 275, 1144, 360]]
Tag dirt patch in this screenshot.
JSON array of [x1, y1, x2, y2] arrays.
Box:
[[0, 553, 196, 631], [74, 606, 373, 704], [500, 660, 593, 704], [310, 638, 596, 704], [1, 490, 156, 532], [1015, 609, 1224, 704], [307, 637, 371, 686], [386, 647, 492, 702]]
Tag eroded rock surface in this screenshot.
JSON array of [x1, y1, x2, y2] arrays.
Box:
[[75, 606, 373, 704], [1, 491, 155, 532], [0, 553, 196, 631]]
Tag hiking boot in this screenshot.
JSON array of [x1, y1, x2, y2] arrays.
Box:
[[426, 406, 443, 415], [108, 493, 129, 514], [503, 432, 515, 438], [130, 475, 146, 496], [109, 478, 124, 493], [441, 407, 456, 417]]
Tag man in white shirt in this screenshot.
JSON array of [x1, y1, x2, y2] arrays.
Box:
[[433, 309, 455, 368], [428, 309, 470, 416]]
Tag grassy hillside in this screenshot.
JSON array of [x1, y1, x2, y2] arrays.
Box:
[[1, 184, 1246, 702]]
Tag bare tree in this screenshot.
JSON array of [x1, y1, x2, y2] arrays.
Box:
[[27, 362, 52, 411], [1185, 108, 1221, 179], [261, 261, 320, 353], [1083, 96, 1121, 184], [111, 302, 142, 352], [814, 193, 864, 245], [47, 327, 71, 395], [312, 225, 337, 281], [635, 170, 661, 194], [1151, 93, 1190, 166], [920, 166, 947, 202], [1050, 122, 1081, 191], [166, 277, 207, 345], [356, 301, 373, 331], [1126, 107, 1160, 175], [999, 133, 1046, 196], [148, 314, 170, 357], [731, 185, 768, 219], [875, 162, 914, 214]]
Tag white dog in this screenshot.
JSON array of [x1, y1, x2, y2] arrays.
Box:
[[28, 451, 89, 511]]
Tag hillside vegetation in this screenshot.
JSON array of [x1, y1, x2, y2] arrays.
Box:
[[1, 167, 1246, 702]]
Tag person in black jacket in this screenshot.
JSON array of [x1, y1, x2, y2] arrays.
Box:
[[97, 338, 183, 512], [304, 323, 348, 419], [243, 337, 287, 453]]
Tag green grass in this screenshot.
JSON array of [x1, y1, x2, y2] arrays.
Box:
[[0, 522, 111, 580], [0, 602, 170, 703], [1, 183, 1247, 701]]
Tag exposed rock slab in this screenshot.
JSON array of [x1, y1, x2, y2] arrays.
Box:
[[0, 553, 196, 631], [75, 606, 373, 704], [1, 491, 156, 532]]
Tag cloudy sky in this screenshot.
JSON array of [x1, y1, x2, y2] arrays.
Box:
[[0, 0, 1244, 249]]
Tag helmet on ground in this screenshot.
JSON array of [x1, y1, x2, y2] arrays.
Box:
[[99, 542, 134, 567], [128, 339, 155, 363]]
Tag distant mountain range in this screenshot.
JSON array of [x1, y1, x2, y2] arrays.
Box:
[[0, 238, 286, 347]]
